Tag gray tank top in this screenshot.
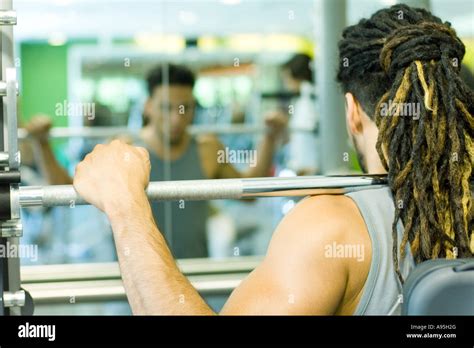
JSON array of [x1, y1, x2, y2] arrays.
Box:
[[137, 137, 209, 259], [346, 187, 415, 315]]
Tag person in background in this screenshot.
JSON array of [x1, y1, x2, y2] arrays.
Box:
[[273, 53, 319, 175], [26, 64, 287, 259]]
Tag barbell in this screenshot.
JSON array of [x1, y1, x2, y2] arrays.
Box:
[[16, 124, 317, 141], [17, 175, 387, 207]]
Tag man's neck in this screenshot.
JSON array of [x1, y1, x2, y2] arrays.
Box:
[[140, 126, 190, 161], [365, 152, 387, 175]]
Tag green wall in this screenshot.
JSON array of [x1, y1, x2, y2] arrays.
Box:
[[20, 43, 69, 163], [20, 43, 69, 126]]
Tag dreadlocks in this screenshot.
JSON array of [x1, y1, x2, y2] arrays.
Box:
[[336, 4, 474, 283]]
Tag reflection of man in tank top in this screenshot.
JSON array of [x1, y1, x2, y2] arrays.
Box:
[[24, 64, 287, 260], [140, 64, 287, 258]]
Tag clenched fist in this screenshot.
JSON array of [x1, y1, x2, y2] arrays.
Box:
[[25, 114, 52, 142], [73, 140, 151, 216], [264, 110, 288, 140]]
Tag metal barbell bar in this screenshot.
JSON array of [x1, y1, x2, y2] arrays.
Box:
[[17, 175, 387, 208], [17, 124, 318, 140]]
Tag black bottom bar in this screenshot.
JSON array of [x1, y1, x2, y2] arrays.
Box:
[[0, 316, 472, 346]]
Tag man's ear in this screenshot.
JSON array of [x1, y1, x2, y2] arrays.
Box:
[[345, 92, 363, 135]]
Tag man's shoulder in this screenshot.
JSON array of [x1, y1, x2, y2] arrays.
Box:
[[260, 193, 371, 314], [290, 194, 362, 231], [272, 194, 368, 259]]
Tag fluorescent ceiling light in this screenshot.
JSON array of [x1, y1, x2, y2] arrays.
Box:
[[220, 0, 241, 5]]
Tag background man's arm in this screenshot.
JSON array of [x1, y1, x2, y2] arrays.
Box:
[[25, 115, 72, 185], [200, 111, 288, 179]]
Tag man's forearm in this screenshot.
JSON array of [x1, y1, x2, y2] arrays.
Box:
[[107, 191, 215, 315], [34, 139, 72, 185]]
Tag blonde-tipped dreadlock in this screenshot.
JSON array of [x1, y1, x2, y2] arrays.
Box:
[[337, 5, 474, 284]]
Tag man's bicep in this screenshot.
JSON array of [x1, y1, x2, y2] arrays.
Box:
[[213, 138, 242, 179], [220, 250, 347, 315], [216, 162, 242, 179], [220, 198, 349, 315], [197, 135, 241, 179]]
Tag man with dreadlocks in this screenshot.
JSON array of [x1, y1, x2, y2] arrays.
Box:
[[72, 4, 473, 315], [336, 5, 474, 283]]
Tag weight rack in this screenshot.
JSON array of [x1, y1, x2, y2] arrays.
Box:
[[0, 0, 33, 316]]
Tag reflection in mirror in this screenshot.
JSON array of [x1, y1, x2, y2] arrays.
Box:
[[15, 0, 473, 281], [17, 0, 321, 267]]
